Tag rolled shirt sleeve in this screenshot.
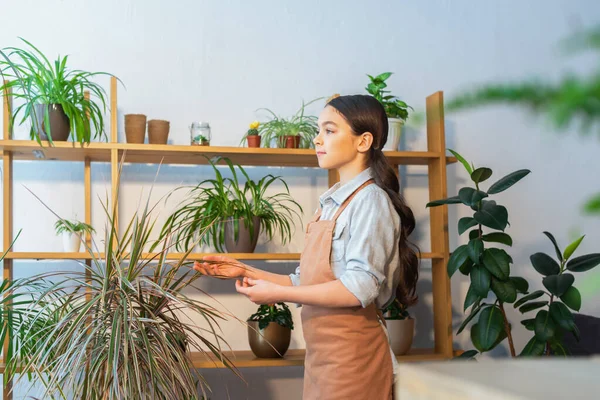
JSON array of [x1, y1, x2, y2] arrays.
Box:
[[339, 190, 400, 308], [289, 264, 301, 286]]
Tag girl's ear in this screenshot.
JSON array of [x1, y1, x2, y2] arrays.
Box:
[[357, 132, 374, 153]]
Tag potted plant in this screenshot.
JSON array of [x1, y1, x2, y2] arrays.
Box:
[[192, 134, 210, 146], [14, 163, 238, 399], [247, 303, 293, 358], [0, 38, 117, 145], [365, 72, 413, 151], [240, 121, 261, 148], [257, 98, 321, 149], [54, 218, 95, 252], [161, 156, 303, 253], [382, 298, 415, 355]]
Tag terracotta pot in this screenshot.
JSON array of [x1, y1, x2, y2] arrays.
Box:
[[283, 135, 300, 148], [224, 216, 261, 253], [247, 135, 261, 148], [148, 119, 170, 144], [248, 321, 291, 358], [385, 317, 415, 355], [124, 114, 147, 144], [35, 104, 70, 141]]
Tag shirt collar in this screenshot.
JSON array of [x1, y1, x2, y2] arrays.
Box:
[[319, 167, 374, 207]]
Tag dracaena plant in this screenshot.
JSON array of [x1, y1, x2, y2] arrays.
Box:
[[12, 161, 240, 400], [427, 149, 531, 358], [517, 233, 600, 356]]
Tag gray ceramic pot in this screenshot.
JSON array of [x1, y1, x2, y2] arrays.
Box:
[[386, 318, 415, 355], [224, 216, 261, 253], [34, 103, 70, 141]]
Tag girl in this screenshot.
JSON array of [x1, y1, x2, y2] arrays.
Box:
[[194, 94, 419, 400]]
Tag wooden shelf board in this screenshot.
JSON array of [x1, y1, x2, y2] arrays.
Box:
[[0, 140, 457, 166], [4, 251, 443, 261]]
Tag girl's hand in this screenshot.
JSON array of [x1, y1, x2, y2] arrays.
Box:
[[235, 277, 282, 304], [193, 255, 251, 279]]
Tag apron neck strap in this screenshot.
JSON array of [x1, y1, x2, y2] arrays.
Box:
[[331, 179, 375, 222]]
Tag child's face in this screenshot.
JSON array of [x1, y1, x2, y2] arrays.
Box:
[[314, 106, 369, 171]]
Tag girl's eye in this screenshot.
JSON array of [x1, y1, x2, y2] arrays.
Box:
[[326, 129, 334, 134]]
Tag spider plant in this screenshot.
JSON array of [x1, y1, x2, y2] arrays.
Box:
[[0, 37, 118, 145], [13, 161, 240, 400], [257, 98, 322, 149], [161, 156, 303, 253], [54, 219, 95, 235]]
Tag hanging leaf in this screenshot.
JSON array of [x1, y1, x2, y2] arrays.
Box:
[[530, 252, 560, 276], [521, 318, 536, 331], [487, 169, 531, 195], [468, 239, 484, 263], [491, 278, 517, 303], [469, 228, 482, 241], [549, 302, 576, 332], [534, 309, 556, 341], [426, 196, 462, 207], [475, 305, 504, 352], [458, 217, 478, 235], [566, 253, 600, 272], [481, 232, 513, 246], [459, 259, 474, 275], [520, 336, 545, 356], [457, 302, 484, 335], [474, 202, 508, 231], [471, 265, 491, 297], [514, 290, 546, 309], [542, 274, 575, 297], [455, 349, 479, 359], [559, 286, 581, 311], [482, 248, 511, 280], [459, 187, 488, 207], [519, 301, 549, 314], [563, 235, 585, 261], [470, 323, 484, 352], [510, 277, 529, 293], [448, 149, 473, 175], [447, 244, 470, 278], [463, 284, 481, 311], [471, 167, 493, 184], [542, 231, 563, 261], [549, 340, 569, 356]]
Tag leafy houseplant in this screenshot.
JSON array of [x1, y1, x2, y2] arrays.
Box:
[[428, 149, 600, 359], [240, 121, 261, 148], [162, 156, 303, 253], [192, 134, 209, 146], [54, 218, 95, 252], [247, 303, 293, 358], [382, 298, 414, 355], [256, 98, 321, 149], [0, 38, 115, 145], [365, 72, 413, 151], [14, 163, 239, 399]]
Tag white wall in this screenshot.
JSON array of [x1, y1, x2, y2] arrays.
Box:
[[2, 0, 600, 398]]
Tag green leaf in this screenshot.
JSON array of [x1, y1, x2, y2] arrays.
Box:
[[487, 169, 531, 195], [474, 202, 508, 231], [459, 187, 488, 207], [457, 302, 484, 335], [520, 336, 545, 356], [491, 278, 517, 303], [469, 229, 482, 241], [481, 232, 513, 246], [470, 167, 493, 184], [560, 286, 581, 311], [471, 265, 491, 297], [519, 301, 549, 314], [550, 340, 569, 356], [542, 273, 575, 297], [448, 149, 473, 175], [521, 318, 536, 331], [542, 231, 563, 261], [482, 248, 511, 280], [534, 309, 556, 341], [459, 259, 474, 275], [447, 245, 470, 278], [463, 284, 481, 311], [566, 253, 600, 272], [468, 239, 484, 263], [455, 349, 478, 359], [530, 252, 560, 276], [475, 306, 504, 352], [510, 277, 529, 294], [514, 290, 545, 309], [470, 323, 484, 352], [426, 196, 462, 207], [549, 302, 576, 332], [563, 235, 585, 261], [458, 217, 478, 235], [583, 193, 600, 215]]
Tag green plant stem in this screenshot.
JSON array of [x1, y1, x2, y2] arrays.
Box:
[[498, 302, 516, 357]]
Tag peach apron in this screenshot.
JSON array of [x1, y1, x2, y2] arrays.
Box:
[[300, 179, 393, 399]]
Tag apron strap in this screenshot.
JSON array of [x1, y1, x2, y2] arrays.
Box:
[[331, 179, 375, 222]]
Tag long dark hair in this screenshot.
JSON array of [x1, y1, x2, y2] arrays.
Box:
[[327, 94, 419, 306]]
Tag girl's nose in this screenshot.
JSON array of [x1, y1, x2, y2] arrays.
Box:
[[313, 132, 321, 146]]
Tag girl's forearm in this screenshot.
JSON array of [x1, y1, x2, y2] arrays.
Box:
[[277, 279, 362, 308], [244, 265, 294, 286]]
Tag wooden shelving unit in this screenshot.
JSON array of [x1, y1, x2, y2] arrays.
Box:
[[2, 77, 456, 396]]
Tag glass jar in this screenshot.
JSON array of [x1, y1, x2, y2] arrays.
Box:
[[190, 122, 211, 146]]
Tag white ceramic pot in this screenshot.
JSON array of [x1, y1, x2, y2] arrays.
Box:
[[62, 231, 83, 252], [386, 318, 415, 355], [383, 118, 403, 151]]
